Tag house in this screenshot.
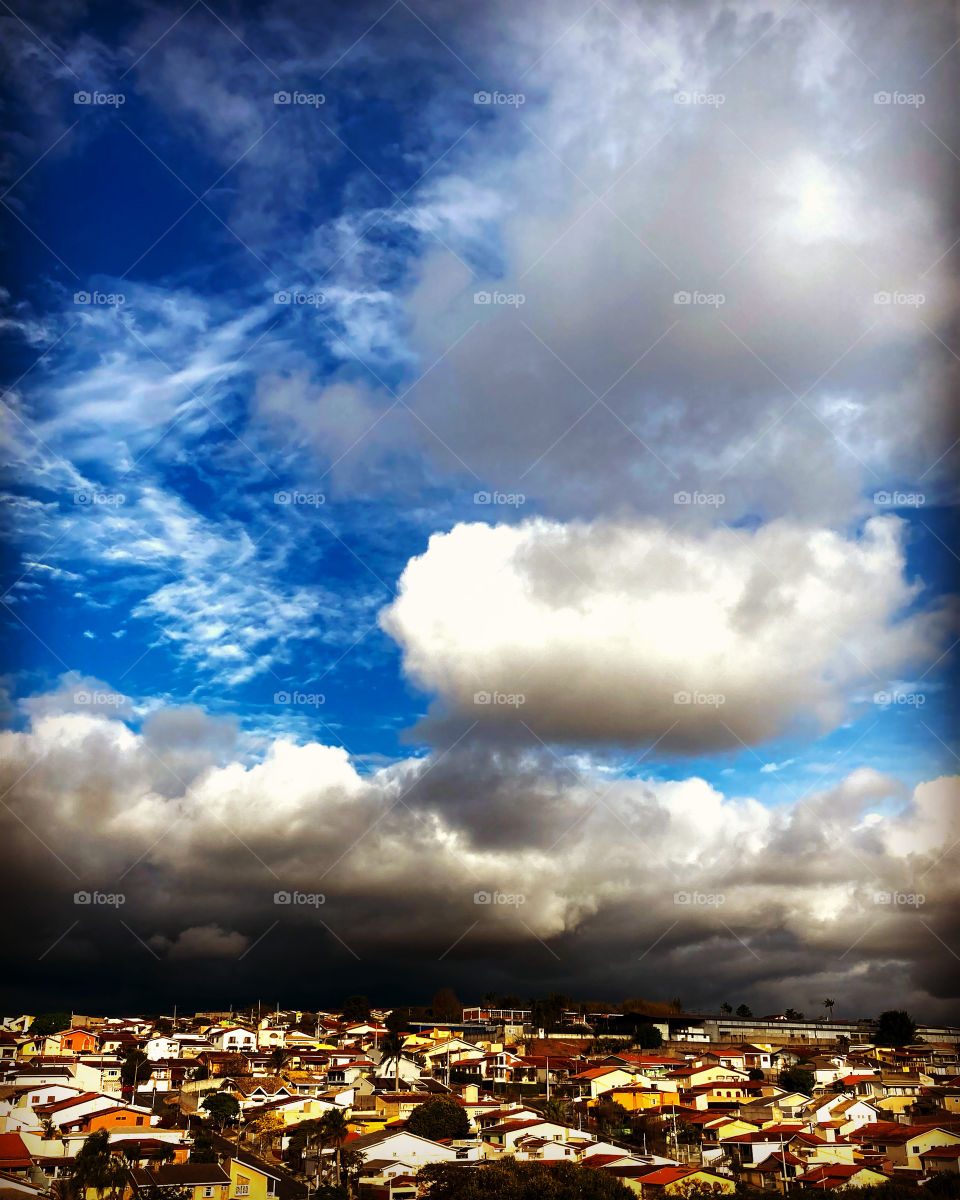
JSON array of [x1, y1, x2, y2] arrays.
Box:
[[207, 1028, 258, 1054], [795, 1163, 888, 1189], [0, 1134, 34, 1180], [920, 1145, 960, 1174], [347, 1128, 462, 1168], [636, 1165, 735, 1195], [58, 1029, 99, 1055], [223, 1148, 282, 1200], [854, 1123, 960, 1170], [129, 1163, 232, 1200], [569, 1066, 644, 1101]]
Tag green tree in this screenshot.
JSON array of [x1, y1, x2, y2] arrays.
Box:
[[542, 1097, 567, 1124], [32, 1012, 72, 1038], [340, 995, 370, 1023], [201, 1091, 240, 1130], [778, 1065, 815, 1094], [418, 1158, 632, 1198], [385, 1007, 411, 1035], [823, 998, 835, 1020], [784, 1007, 804, 1021], [430, 987, 462, 1021], [69, 1131, 128, 1200], [631, 1022, 663, 1049], [406, 1097, 471, 1142], [189, 1132, 219, 1163], [735, 1004, 753, 1018], [319, 1109, 350, 1188], [747, 1068, 764, 1080], [379, 1031, 405, 1087], [875, 1009, 917, 1047], [268, 1047, 292, 1070], [121, 1048, 150, 1088], [720, 1002, 733, 1015]]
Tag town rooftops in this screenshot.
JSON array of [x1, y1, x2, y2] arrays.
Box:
[[130, 1164, 231, 1188]]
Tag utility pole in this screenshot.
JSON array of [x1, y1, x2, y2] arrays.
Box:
[[546, 1055, 550, 1102]]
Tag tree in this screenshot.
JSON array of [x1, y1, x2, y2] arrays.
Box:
[[747, 1068, 764, 1080], [31, 1012, 72, 1038], [189, 1132, 219, 1163], [784, 1008, 805, 1021], [219, 1053, 251, 1078], [430, 987, 462, 1021], [154, 1018, 174, 1037], [778, 1065, 815, 1094], [418, 1159, 633, 1198], [69, 1131, 127, 1200], [379, 1031, 405, 1086], [542, 1097, 568, 1124], [735, 1004, 753, 1018], [268, 1047, 292, 1070], [319, 1109, 349, 1188], [201, 1092, 240, 1130], [340, 995, 370, 1023], [631, 1022, 663, 1050], [250, 1111, 285, 1153], [122, 1048, 150, 1088], [670, 996, 683, 1013], [875, 1009, 916, 1047], [385, 1007, 411, 1035], [406, 1097, 471, 1142], [823, 998, 835, 1020], [720, 1002, 733, 1015]]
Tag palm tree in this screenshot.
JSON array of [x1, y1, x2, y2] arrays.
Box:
[[542, 1097, 567, 1124], [319, 1109, 349, 1188], [379, 1032, 404, 1089], [823, 998, 836, 1020], [268, 1047, 291, 1071]]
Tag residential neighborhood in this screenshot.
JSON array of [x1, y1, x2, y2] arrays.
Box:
[[1, 1004, 959, 1198]]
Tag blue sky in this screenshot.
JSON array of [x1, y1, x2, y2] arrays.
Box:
[[1, 0, 958, 1015]]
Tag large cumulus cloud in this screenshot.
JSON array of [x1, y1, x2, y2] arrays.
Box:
[[0, 694, 957, 1015], [381, 514, 946, 748]]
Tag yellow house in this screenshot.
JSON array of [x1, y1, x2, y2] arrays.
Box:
[[606, 1085, 681, 1112], [130, 1162, 231, 1200], [225, 1151, 281, 1200]]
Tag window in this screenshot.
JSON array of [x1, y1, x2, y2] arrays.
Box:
[[203, 1188, 215, 1197]]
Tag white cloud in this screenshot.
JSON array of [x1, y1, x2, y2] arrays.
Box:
[[381, 514, 944, 748]]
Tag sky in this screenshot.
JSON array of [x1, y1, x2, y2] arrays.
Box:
[[0, 0, 958, 1020]]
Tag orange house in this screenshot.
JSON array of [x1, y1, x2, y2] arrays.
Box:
[[82, 1107, 152, 1133], [60, 1028, 99, 1053]]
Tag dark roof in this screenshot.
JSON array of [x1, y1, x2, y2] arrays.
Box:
[[130, 1164, 230, 1187]]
